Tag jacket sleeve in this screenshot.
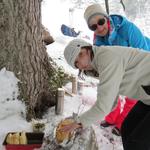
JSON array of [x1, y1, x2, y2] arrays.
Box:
[[126, 22, 150, 51], [78, 49, 124, 127]]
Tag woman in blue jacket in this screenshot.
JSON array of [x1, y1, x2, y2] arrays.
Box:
[[84, 4, 150, 51]]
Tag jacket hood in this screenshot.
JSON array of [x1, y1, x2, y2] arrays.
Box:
[[110, 14, 126, 30]]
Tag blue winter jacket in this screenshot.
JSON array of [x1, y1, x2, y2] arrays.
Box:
[[94, 15, 150, 51]]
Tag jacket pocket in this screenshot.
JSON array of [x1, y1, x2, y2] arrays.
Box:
[[142, 85, 150, 95]]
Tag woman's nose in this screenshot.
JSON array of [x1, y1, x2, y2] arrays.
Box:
[[96, 25, 103, 31]]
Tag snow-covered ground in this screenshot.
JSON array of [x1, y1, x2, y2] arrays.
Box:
[[1, 0, 150, 149], [0, 66, 123, 150]]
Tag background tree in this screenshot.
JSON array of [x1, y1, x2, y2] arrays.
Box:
[[0, 0, 69, 120]]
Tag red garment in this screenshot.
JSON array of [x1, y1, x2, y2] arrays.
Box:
[[105, 96, 137, 129], [107, 19, 111, 32]]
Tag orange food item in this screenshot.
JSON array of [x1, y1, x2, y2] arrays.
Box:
[[55, 119, 75, 144]]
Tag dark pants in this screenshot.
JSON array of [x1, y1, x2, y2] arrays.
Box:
[[121, 101, 150, 150]]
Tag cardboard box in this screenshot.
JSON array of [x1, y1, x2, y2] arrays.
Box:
[[3, 132, 44, 150]]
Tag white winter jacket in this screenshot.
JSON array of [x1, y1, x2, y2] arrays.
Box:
[[79, 46, 150, 127]]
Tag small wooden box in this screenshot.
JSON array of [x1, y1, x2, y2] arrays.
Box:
[[3, 132, 44, 150]]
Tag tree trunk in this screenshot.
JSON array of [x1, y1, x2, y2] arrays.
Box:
[[0, 0, 56, 120]]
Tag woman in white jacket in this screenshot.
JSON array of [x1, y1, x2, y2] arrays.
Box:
[[63, 38, 150, 150]]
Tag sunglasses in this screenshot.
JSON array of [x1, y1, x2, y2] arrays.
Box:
[[88, 18, 106, 31]]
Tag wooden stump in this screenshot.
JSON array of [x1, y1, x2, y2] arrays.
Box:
[[77, 80, 84, 95], [72, 76, 77, 94], [55, 88, 65, 115]]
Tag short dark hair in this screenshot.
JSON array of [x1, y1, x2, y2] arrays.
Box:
[[81, 46, 93, 59]]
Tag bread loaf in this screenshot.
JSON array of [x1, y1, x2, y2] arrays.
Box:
[[20, 132, 27, 144], [6, 132, 27, 145], [6, 133, 13, 144], [12, 133, 20, 144]]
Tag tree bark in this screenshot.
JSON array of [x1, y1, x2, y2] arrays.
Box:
[[0, 0, 56, 120]]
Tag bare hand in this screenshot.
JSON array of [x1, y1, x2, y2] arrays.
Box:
[[60, 122, 82, 133]]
